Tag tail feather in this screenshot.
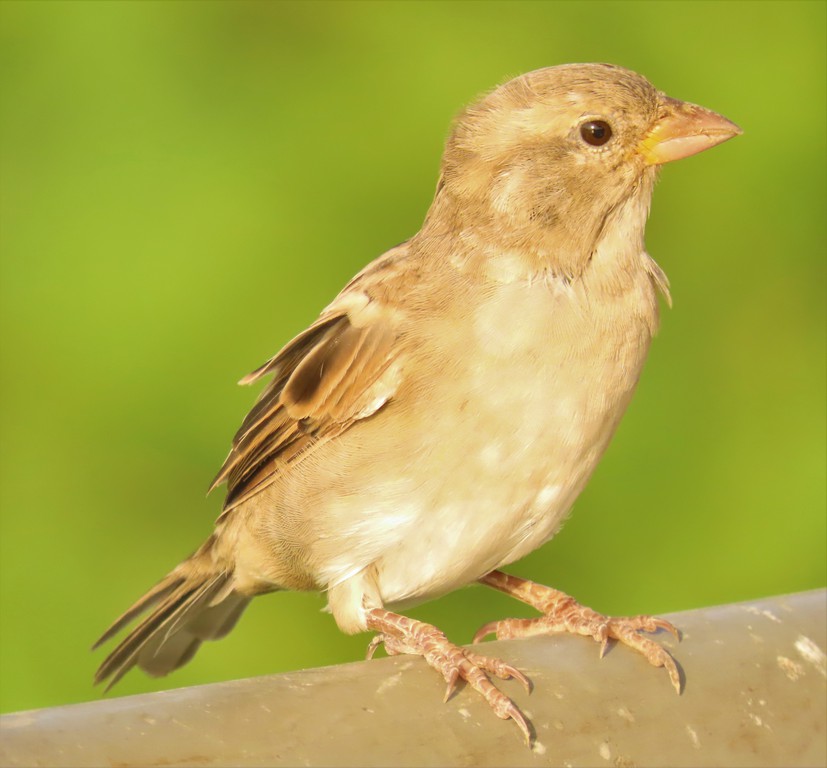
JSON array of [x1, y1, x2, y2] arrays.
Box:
[[94, 564, 251, 690], [92, 576, 184, 651], [138, 632, 202, 679], [185, 591, 250, 641], [137, 588, 250, 677]]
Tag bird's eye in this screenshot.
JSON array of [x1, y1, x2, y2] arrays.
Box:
[[580, 120, 613, 146]]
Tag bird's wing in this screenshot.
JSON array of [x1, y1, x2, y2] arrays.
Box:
[[210, 244, 410, 519]]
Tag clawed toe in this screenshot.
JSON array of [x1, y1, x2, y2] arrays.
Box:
[[476, 571, 683, 695], [604, 616, 682, 693], [610, 613, 681, 640], [366, 607, 533, 745], [365, 578, 682, 750], [650, 616, 681, 641], [465, 649, 532, 693]]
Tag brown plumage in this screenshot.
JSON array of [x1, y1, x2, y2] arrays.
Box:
[[94, 63, 740, 743], [93, 536, 248, 689]]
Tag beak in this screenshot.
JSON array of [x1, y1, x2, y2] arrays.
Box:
[[639, 96, 742, 165]]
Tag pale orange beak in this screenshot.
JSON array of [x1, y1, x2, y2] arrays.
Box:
[[639, 96, 742, 165]]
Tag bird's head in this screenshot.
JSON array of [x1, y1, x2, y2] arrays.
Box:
[[435, 63, 741, 278]]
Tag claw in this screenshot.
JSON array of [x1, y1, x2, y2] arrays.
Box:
[[655, 618, 681, 641], [443, 667, 460, 702], [509, 705, 533, 747], [472, 621, 498, 644], [663, 655, 682, 695], [505, 663, 532, 694], [366, 634, 384, 660], [595, 623, 609, 654]]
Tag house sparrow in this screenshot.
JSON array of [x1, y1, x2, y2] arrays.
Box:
[[94, 63, 740, 743]]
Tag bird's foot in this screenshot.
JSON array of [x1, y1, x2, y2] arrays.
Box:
[[473, 570, 682, 694], [366, 607, 533, 745]]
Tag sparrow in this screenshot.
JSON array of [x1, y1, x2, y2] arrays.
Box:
[[94, 63, 741, 744]]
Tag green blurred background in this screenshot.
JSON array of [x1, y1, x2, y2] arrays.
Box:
[[0, 0, 824, 715]]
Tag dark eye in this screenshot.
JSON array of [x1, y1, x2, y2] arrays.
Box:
[[580, 120, 613, 146]]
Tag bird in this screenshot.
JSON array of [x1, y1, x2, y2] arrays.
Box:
[[93, 63, 741, 744]]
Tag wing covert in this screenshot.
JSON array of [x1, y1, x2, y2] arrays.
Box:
[[211, 294, 403, 517]]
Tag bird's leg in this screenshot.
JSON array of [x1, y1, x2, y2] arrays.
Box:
[[473, 570, 682, 694], [365, 607, 533, 744]]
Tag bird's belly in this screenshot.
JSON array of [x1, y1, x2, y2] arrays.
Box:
[[372, 386, 610, 607], [374, 472, 583, 609]]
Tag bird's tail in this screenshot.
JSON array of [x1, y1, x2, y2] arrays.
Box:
[[93, 534, 251, 690]]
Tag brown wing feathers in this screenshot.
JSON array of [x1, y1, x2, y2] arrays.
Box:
[[94, 297, 401, 688], [208, 315, 348, 496], [212, 309, 398, 513]]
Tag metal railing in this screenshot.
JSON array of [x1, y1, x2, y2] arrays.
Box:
[[1, 589, 825, 767]]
